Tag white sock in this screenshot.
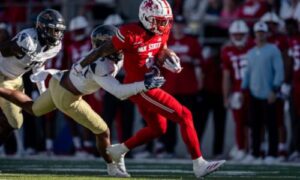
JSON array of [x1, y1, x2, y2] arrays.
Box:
[[278, 143, 287, 151], [83, 140, 93, 148], [120, 143, 130, 153], [193, 156, 206, 167], [73, 137, 82, 149], [46, 139, 53, 150]]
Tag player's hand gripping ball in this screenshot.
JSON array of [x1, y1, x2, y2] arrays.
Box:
[[156, 49, 182, 73]]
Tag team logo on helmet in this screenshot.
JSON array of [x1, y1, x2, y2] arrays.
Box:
[[139, 0, 173, 34]]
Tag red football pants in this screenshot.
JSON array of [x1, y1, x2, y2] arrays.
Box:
[[124, 89, 202, 159], [232, 108, 247, 150]]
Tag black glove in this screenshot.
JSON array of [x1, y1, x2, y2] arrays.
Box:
[[144, 71, 165, 90]]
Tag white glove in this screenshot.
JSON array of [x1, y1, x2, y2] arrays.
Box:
[[72, 63, 83, 75], [30, 69, 60, 83], [229, 92, 243, 110], [162, 54, 182, 73], [30, 70, 49, 83], [281, 83, 291, 99]]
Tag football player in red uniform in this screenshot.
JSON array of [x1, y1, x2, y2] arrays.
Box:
[[285, 18, 300, 161], [73, 0, 225, 178], [221, 20, 253, 161], [158, 15, 203, 157], [260, 12, 289, 159]]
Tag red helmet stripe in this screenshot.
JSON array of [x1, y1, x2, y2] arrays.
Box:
[[161, 0, 171, 15]]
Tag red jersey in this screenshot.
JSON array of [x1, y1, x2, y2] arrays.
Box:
[[162, 35, 202, 95], [65, 38, 92, 68], [221, 42, 254, 91], [112, 23, 169, 83], [287, 35, 300, 90], [267, 34, 288, 52]]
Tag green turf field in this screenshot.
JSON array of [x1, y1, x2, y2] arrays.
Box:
[[0, 157, 300, 179]]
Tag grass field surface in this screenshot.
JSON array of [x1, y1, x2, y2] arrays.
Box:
[[0, 157, 300, 179]]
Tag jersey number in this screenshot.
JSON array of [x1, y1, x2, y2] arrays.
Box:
[[232, 59, 247, 80]]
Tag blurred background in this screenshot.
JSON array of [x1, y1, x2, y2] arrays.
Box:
[[0, 0, 299, 165]]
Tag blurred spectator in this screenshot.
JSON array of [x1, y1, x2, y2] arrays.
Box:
[[280, 0, 300, 20], [197, 45, 226, 158], [285, 18, 300, 161], [219, 0, 242, 30], [91, 0, 116, 21], [266, 0, 281, 14], [158, 15, 203, 158], [237, 0, 268, 27], [221, 20, 254, 161], [183, 0, 224, 36], [242, 21, 283, 164], [260, 12, 289, 160], [169, 0, 185, 16]]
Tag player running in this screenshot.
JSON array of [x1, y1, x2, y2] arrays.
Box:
[[72, 0, 226, 178], [0, 9, 65, 146], [0, 24, 165, 177]]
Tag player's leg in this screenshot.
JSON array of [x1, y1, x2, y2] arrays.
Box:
[[108, 89, 225, 177], [106, 106, 167, 160], [0, 87, 34, 115], [48, 78, 129, 177], [275, 99, 288, 159], [0, 110, 13, 146], [0, 77, 26, 145], [231, 108, 248, 160], [212, 93, 226, 156], [129, 90, 201, 159]]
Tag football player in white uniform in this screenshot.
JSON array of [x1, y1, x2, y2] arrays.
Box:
[[0, 25, 165, 177], [0, 9, 65, 146]]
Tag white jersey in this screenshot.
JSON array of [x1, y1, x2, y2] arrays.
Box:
[[68, 58, 146, 100], [0, 28, 61, 79]]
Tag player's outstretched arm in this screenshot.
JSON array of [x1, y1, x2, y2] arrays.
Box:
[[0, 40, 26, 58], [0, 87, 34, 115], [93, 71, 165, 100], [78, 40, 117, 69]]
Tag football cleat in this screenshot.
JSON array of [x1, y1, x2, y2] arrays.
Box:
[[106, 143, 129, 163], [107, 163, 130, 178], [193, 159, 226, 178]]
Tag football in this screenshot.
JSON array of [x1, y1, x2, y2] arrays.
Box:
[[156, 48, 177, 67]]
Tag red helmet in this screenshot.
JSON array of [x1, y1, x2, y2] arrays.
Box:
[[139, 0, 173, 34]]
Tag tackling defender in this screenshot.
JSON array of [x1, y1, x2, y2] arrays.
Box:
[[0, 25, 165, 177], [0, 9, 66, 146], [73, 0, 225, 178]]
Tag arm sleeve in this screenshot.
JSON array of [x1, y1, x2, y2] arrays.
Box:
[[112, 27, 130, 51], [32, 65, 47, 94], [92, 74, 146, 100], [241, 53, 250, 90], [272, 46, 284, 88], [15, 32, 36, 55], [221, 48, 231, 70]]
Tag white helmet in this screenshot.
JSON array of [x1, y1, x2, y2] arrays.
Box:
[[229, 20, 249, 47], [139, 0, 173, 34], [260, 12, 280, 24], [69, 16, 89, 41]]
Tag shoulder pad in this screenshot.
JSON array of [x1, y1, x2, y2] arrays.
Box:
[[15, 30, 37, 54]]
